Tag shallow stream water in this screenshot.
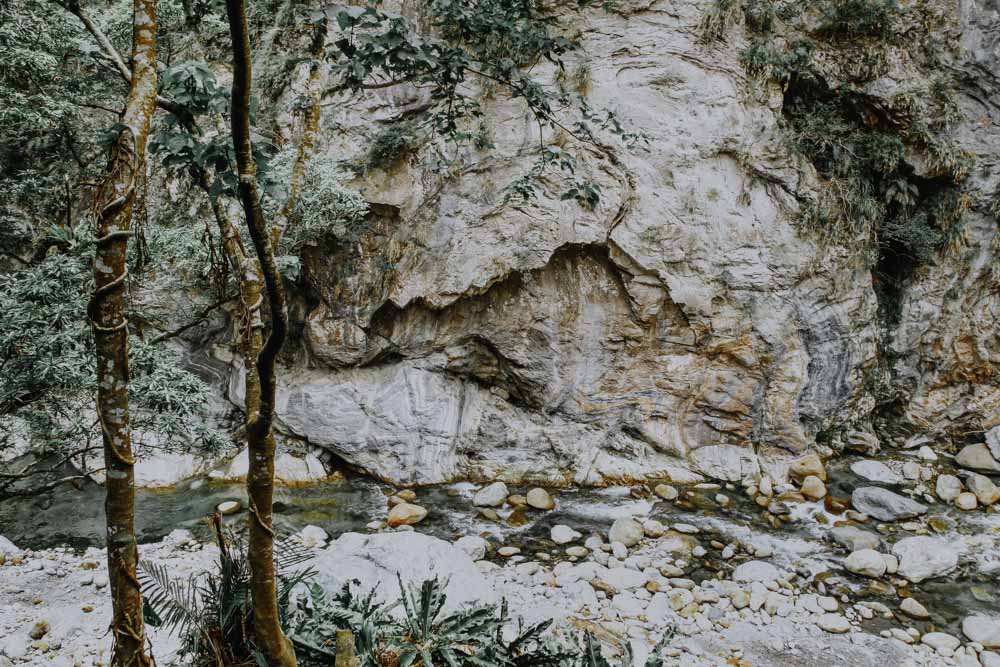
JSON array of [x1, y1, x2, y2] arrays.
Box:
[[3, 456, 1000, 639]]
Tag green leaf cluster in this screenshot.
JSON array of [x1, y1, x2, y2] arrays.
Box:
[[291, 576, 676, 667]]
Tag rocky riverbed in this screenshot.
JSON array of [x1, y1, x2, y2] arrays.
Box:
[[3, 434, 1000, 666]]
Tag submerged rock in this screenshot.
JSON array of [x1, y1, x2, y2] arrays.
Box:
[[525, 488, 555, 510], [387, 503, 428, 527], [851, 487, 927, 522]]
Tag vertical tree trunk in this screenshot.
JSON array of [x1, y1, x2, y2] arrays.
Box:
[[88, 0, 158, 664], [223, 0, 296, 664]]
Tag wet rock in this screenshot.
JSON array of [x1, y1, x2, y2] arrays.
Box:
[[790, 453, 826, 482], [928, 515, 955, 533], [217, 500, 241, 516], [851, 487, 927, 522], [892, 536, 958, 583], [851, 460, 900, 484], [566, 546, 589, 558], [900, 598, 930, 619], [955, 492, 978, 511], [387, 503, 428, 527], [845, 549, 886, 578], [454, 536, 487, 560], [396, 489, 417, 502], [608, 518, 643, 547], [473, 482, 509, 507], [525, 488, 555, 510], [551, 525, 582, 545], [936, 475, 963, 502], [816, 613, 851, 634], [967, 473, 1000, 505], [498, 546, 520, 557], [506, 494, 527, 507], [800, 475, 827, 500], [956, 444, 1000, 473], [961, 616, 1000, 649], [653, 484, 678, 500]]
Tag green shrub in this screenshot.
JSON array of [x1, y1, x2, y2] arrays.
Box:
[[356, 123, 421, 174], [270, 151, 370, 252], [139, 520, 314, 666], [293, 576, 678, 667], [740, 39, 815, 84], [698, 0, 741, 44], [788, 94, 967, 267], [818, 0, 900, 39]]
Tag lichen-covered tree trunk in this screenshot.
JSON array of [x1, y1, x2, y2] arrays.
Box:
[[223, 0, 296, 663], [88, 0, 158, 663]]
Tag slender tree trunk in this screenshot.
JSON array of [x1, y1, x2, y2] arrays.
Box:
[[223, 0, 295, 664], [88, 0, 158, 663]]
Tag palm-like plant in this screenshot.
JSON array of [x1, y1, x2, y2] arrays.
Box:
[[139, 513, 314, 666], [291, 575, 675, 667]]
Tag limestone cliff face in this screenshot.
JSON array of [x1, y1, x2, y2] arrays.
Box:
[[225, 0, 999, 486]]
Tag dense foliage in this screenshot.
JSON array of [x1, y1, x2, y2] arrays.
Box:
[[139, 520, 314, 666], [703, 0, 972, 293], [0, 224, 223, 497], [147, 558, 677, 667]]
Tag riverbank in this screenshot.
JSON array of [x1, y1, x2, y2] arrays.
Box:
[[3, 447, 1000, 666]]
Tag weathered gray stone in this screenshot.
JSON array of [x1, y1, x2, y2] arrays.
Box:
[[964, 616, 1000, 649], [851, 460, 901, 484], [608, 518, 644, 548], [892, 536, 959, 583], [472, 482, 509, 508], [956, 444, 1000, 474], [844, 549, 886, 578], [831, 526, 880, 551], [936, 475, 963, 502], [851, 487, 927, 522]]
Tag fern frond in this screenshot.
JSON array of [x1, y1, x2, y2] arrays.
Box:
[[138, 559, 205, 638]]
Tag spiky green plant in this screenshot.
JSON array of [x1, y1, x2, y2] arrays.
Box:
[[139, 517, 314, 666], [291, 575, 676, 667]]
